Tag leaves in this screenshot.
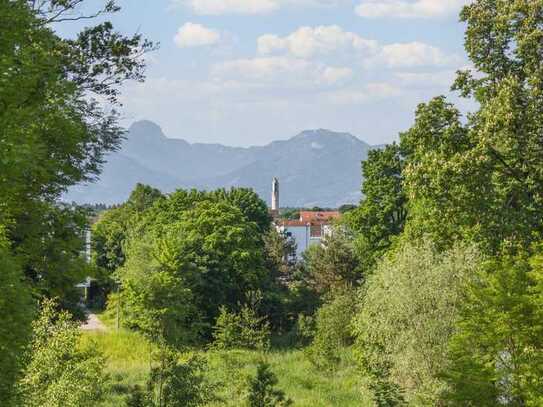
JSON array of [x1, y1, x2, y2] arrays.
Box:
[[19, 299, 108, 407]]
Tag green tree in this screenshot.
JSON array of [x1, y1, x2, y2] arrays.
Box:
[[302, 232, 362, 295], [124, 348, 215, 407], [305, 288, 357, 371], [247, 361, 292, 407], [259, 229, 299, 331], [120, 237, 202, 347], [0, 228, 34, 405], [346, 144, 407, 272], [119, 199, 267, 342], [353, 239, 481, 405], [92, 184, 164, 307], [150, 348, 215, 407], [0, 0, 153, 307], [19, 299, 108, 407], [93, 184, 164, 273], [212, 188, 271, 234], [126, 184, 163, 213], [444, 252, 543, 406], [403, 0, 543, 254], [212, 305, 271, 351]]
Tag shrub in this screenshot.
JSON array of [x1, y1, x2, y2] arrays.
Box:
[[444, 251, 543, 406], [246, 361, 292, 407], [19, 299, 108, 407], [125, 347, 216, 407], [305, 289, 357, 371], [353, 239, 481, 405], [294, 314, 315, 347], [0, 231, 34, 405], [213, 305, 271, 351]]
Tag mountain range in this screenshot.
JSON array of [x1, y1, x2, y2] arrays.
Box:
[[65, 120, 377, 208]]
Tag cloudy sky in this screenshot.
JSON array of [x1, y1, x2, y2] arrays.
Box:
[[62, 0, 473, 146]]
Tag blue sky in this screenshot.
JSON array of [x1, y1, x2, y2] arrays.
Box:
[[62, 0, 473, 146]]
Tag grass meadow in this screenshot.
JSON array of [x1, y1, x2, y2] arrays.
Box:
[[81, 323, 370, 406]]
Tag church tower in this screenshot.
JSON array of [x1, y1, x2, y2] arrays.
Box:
[[272, 177, 279, 212]]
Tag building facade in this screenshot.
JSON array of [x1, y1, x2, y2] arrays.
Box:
[[276, 211, 340, 257], [269, 177, 340, 257]]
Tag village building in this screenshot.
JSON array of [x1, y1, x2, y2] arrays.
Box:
[[270, 178, 340, 257]]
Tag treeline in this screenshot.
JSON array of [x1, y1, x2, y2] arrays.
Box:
[[0, 0, 154, 405], [342, 1, 543, 404], [88, 185, 364, 404]]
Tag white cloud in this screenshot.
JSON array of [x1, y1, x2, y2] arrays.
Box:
[[176, 0, 347, 15], [394, 70, 456, 88], [181, 0, 279, 15], [258, 26, 460, 68], [258, 25, 378, 58], [322, 66, 353, 84], [355, 0, 471, 19], [369, 41, 460, 68], [326, 83, 401, 105], [174, 23, 220, 48], [212, 56, 353, 87]]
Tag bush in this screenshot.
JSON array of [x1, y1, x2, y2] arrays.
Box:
[[19, 299, 108, 407], [294, 314, 315, 347], [0, 231, 34, 405], [213, 305, 271, 351], [444, 251, 543, 406], [125, 347, 216, 407], [353, 239, 481, 405], [305, 289, 357, 371], [246, 361, 292, 407]]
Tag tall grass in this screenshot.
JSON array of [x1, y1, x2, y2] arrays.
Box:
[[81, 327, 371, 406], [81, 329, 154, 406]]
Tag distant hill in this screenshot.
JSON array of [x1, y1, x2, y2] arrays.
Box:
[[65, 120, 376, 207]]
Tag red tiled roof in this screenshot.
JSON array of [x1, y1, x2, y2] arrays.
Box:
[[299, 211, 340, 223]]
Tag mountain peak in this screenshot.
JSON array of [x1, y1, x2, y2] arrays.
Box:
[[293, 129, 366, 147], [67, 120, 373, 207], [128, 120, 167, 140]]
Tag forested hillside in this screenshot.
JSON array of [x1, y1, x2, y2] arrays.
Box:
[[1, 1, 543, 406]]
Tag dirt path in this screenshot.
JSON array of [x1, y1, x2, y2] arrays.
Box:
[[80, 311, 107, 332]]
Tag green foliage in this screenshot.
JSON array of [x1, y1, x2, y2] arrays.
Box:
[[211, 188, 272, 234], [260, 229, 299, 330], [123, 347, 215, 407], [353, 239, 481, 405], [247, 361, 293, 407], [444, 251, 543, 406], [302, 232, 362, 295], [0, 229, 34, 405], [92, 184, 164, 308], [19, 299, 108, 407], [82, 326, 370, 406], [213, 305, 271, 351], [346, 144, 407, 272], [293, 314, 315, 347], [305, 289, 357, 371], [150, 348, 215, 407], [402, 0, 543, 254], [279, 208, 301, 221], [126, 184, 164, 213], [338, 204, 357, 214], [125, 385, 153, 407], [120, 237, 202, 347], [0, 0, 152, 314], [92, 184, 163, 273], [119, 198, 268, 343]]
